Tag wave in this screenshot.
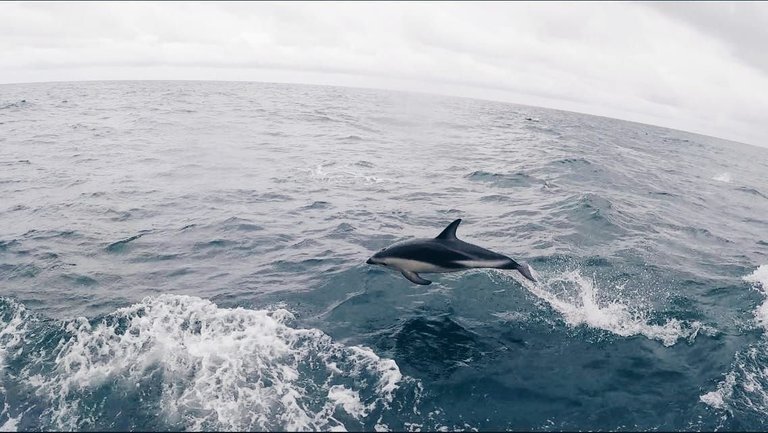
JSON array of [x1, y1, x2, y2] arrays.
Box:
[[549, 157, 593, 168], [0, 298, 34, 433], [699, 265, 768, 418], [736, 186, 768, 200], [745, 265, 768, 329], [698, 340, 768, 422], [712, 173, 732, 183], [306, 164, 388, 185], [0, 295, 419, 431], [504, 269, 706, 347], [465, 170, 539, 188], [549, 193, 635, 236], [0, 100, 28, 110], [105, 233, 145, 253]]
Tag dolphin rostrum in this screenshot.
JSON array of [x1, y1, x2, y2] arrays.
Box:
[[366, 219, 537, 285]]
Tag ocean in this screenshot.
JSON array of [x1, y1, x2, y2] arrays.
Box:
[[1, 80, 767, 431]]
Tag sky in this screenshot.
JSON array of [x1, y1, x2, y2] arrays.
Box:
[[2, 1, 767, 147]]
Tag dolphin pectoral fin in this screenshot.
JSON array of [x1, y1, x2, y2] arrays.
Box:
[[401, 270, 432, 285]]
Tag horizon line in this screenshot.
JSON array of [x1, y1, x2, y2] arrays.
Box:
[[1, 77, 761, 151]]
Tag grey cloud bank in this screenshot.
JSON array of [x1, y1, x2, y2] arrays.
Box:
[[2, 1, 767, 147]]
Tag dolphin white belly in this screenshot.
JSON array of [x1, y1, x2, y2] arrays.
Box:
[[453, 259, 510, 268], [386, 258, 457, 273]]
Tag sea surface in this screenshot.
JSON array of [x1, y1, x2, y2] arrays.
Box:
[[1, 80, 768, 431]]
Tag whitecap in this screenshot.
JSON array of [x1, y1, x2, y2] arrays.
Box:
[[712, 172, 732, 183]]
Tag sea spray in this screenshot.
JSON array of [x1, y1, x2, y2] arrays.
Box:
[[498, 269, 706, 346]]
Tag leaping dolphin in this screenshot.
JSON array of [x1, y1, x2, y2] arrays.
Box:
[[366, 219, 536, 285]]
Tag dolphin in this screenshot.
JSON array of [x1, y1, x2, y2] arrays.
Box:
[[366, 219, 536, 285]]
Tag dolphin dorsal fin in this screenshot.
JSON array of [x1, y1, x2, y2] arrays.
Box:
[[436, 219, 462, 240]]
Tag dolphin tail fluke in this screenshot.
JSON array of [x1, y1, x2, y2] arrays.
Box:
[[501, 260, 537, 282], [515, 261, 537, 282]]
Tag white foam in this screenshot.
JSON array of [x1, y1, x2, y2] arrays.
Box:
[[698, 345, 768, 418], [712, 172, 732, 183], [10, 295, 409, 431], [491, 311, 529, 323], [0, 299, 31, 433], [309, 164, 387, 185], [700, 371, 736, 410], [513, 270, 703, 346], [0, 413, 19, 433], [328, 385, 367, 419], [699, 265, 768, 414], [744, 265, 768, 329], [0, 299, 29, 367]]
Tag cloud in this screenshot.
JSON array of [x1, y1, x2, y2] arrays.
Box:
[[1, 2, 767, 147], [648, 2, 768, 75]]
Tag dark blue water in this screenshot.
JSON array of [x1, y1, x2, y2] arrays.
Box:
[[1, 81, 768, 431]]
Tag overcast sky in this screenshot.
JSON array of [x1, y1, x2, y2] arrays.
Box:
[[2, 1, 767, 147]]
